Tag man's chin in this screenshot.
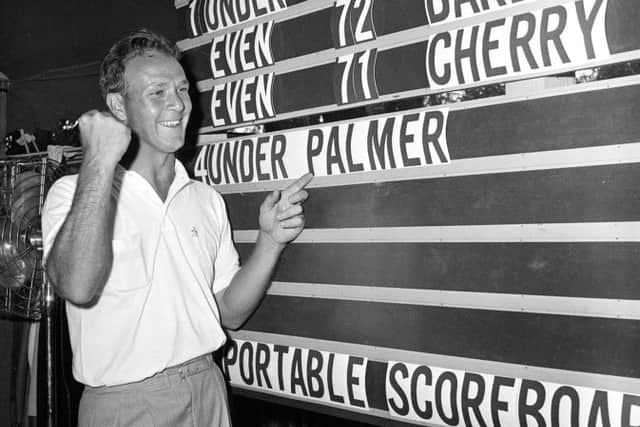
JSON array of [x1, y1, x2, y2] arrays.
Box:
[[158, 132, 186, 150], [139, 139, 185, 155], [165, 139, 185, 153]]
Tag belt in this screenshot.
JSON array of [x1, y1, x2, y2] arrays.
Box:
[[86, 354, 214, 393], [162, 353, 213, 380]]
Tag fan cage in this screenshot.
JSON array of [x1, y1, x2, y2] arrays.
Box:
[[0, 149, 81, 320]]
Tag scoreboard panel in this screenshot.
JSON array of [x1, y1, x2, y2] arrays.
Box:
[[174, 1, 640, 425], [181, 0, 640, 132]]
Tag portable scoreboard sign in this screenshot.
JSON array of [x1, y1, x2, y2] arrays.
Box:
[[223, 339, 640, 427], [175, 1, 640, 426]]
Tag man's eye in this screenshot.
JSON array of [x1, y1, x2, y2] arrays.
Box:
[[153, 90, 164, 96], [179, 87, 189, 93]]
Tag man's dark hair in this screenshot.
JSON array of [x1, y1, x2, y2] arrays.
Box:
[[99, 28, 180, 100]]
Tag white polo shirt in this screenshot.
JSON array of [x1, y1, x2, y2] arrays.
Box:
[[42, 161, 240, 387]]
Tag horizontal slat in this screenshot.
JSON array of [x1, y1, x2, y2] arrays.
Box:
[[211, 141, 640, 194], [263, 282, 640, 320], [229, 330, 640, 395], [236, 242, 640, 300], [233, 222, 640, 243], [243, 295, 640, 378], [225, 163, 640, 229]]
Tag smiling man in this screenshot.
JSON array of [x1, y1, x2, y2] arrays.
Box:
[[41, 29, 312, 427]]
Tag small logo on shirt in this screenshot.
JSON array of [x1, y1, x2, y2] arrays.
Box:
[[191, 226, 198, 238]]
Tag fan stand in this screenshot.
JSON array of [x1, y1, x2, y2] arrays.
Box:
[[36, 155, 57, 427], [40, 280, 56, 427]]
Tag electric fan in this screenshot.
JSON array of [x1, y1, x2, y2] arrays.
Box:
[[0, 154, 63, 319], [0, 148, 82, 316]]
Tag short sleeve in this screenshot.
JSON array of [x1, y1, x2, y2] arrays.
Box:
[[41, 176, 77, 263], [211, 191, 240, 294]]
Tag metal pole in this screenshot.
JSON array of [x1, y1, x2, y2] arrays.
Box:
[[41, 280, 56, 427], [0, 72, 9, 158], [39, 156, 56, 427]]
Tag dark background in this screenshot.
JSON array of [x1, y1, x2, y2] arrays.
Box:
[[0, 0, 187, 132]]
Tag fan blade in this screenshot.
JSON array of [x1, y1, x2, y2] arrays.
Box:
[[0, 217, 35, 289], [11, 170, 43, 228]]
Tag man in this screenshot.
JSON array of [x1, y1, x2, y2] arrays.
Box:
[[42, 29, 312, 426]]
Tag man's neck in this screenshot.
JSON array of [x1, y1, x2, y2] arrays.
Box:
[[129, 152, 177, 202]]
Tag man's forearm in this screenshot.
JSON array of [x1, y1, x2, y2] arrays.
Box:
[[46, 161, 116, 305], [217, 231, 284, 329]]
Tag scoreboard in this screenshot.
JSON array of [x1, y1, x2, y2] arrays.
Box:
[[174, 1, 640, 426]]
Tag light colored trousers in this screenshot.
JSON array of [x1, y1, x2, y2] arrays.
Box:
[[78, 354, 231, 427]]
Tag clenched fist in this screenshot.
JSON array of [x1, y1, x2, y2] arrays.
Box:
[[78, 110, 131, 169]]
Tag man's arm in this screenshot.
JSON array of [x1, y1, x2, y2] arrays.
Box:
[[216, 173, 312, 329], [45, 111, 130, 305]]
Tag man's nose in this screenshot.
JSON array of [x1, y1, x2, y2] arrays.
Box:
[[167, 89, 186, 111]]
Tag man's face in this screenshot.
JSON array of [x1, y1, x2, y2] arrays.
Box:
[[120, 51, 192, 155]]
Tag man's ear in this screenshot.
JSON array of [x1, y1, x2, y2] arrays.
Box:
[[106, 92, 127, 123]]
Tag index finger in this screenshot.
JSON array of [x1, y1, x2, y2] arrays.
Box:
[[283, 173, 313, 195]]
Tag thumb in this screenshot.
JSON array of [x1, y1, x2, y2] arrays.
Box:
[[260, 190, 281, 213]]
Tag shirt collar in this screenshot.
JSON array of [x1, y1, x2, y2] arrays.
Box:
[[111, 160, 192, 202], [167, 160, 191, 199]]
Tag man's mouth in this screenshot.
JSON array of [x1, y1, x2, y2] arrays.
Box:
[[159, 120, 182, 128]]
